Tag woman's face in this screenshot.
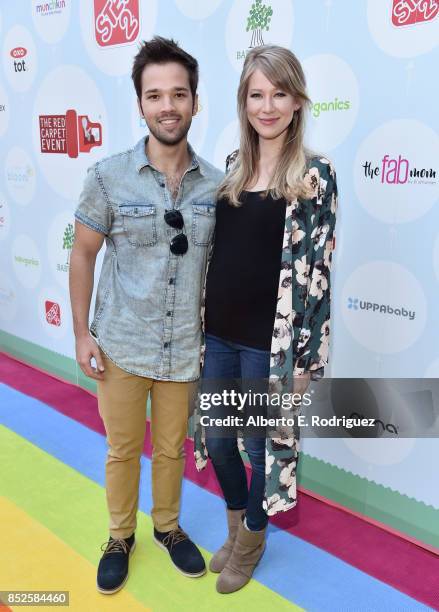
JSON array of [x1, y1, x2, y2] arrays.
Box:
[[246, 68, 300, 143]]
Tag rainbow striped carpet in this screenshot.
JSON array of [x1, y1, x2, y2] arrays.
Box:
[[0, 352, 437, 611]]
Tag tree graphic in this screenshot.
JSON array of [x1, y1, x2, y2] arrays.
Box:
[[246, 0, 273, 48], [62, 223, 74, 265]]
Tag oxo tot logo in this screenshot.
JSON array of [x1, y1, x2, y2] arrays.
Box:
[[392, 0, 439, 27], [94, 0, 140, 47], [362, 155, 436, 185]]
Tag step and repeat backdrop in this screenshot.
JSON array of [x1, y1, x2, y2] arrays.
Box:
[[0, 1, 438, 548]]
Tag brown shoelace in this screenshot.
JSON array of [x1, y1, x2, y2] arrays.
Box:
[[100, 538, 130, 555], [162, 528, 188, 550]]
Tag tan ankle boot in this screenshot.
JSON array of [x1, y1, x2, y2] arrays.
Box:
[[209, 509, 244, 573], [216, 519, 266, 594]]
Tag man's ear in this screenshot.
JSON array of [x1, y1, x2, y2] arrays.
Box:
[[137, 97, 144, 118], [192, 93, 199, 117]]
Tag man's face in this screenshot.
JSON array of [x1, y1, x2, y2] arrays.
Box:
[[138, 61, 197, 146]]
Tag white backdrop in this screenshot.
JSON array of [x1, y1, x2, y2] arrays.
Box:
[[0, 0, 438, 543]]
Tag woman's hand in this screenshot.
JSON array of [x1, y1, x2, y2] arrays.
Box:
[[292, 372, 311, 398]]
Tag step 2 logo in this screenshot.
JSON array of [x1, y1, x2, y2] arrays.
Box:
[[10, 47, 27, 72], [392, 0, 439, 27], [94, 0, 140, 47], [39, 109, 102, 158], [45, 300, 61, 326], [362, 155, 437, 185]]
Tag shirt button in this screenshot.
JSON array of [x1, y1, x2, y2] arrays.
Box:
[[167, 311, 172, 316], [160, 182, 165, 188], [164, 342, 170, 348], [169, 278, 174, 285]]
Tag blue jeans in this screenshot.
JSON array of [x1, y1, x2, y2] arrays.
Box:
[[202, 333, 270, 531]]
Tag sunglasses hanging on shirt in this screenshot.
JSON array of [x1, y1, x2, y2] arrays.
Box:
[[164, 209, 188, 256]]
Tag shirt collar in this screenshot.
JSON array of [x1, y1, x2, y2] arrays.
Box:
[[134, 135, 203, 176]]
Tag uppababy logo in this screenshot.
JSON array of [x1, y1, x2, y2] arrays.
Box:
[[392, 0, 439, 27], [94, 0, 140, 47], [347, 297, 415, 320], [39, 110, 102, 158]]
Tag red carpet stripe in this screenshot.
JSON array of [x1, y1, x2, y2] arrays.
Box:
[[1, 351, 438, 609]]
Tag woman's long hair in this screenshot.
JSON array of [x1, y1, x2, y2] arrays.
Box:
[[218, 45, 313, 206]]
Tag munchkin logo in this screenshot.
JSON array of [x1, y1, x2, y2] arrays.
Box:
[[362, 156, 437, 185], [35, 0, 66, 15], [392, 0, 439, 27], [94, 0, 140, 47], [39, 110, 102, 158], [347, 297, 415, 320], [45, 300, 61, 326]]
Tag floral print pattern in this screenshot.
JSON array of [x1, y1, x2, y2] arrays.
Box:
[[194, 152, 338, 517]]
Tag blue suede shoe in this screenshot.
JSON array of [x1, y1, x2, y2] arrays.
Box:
[[97, 534, 136, 594], [154, 526, 206, 577]]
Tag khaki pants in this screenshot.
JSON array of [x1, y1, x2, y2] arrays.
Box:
[[97, 354, 190, 538]]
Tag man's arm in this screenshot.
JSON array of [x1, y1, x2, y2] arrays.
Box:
[[69, 220, 105, 380]]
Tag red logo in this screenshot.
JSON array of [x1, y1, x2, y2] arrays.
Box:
[[10, 47, 27, 58], [45, 301, 61, 326], [94, 0, 140, 47], [39, 110, 102, 158], [392, 0, 439, 27]]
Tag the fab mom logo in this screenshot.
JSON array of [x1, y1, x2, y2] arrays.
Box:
[[94, 0, 140, 47], [391, 0, 439, 27], [362, 155, 437, 185], [39, 109, 102, 158]]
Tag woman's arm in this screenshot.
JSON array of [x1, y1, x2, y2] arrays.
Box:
[[293, 160, 338, 379]]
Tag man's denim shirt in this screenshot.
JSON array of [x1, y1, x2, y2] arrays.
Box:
[[75, 136, 223, 381]]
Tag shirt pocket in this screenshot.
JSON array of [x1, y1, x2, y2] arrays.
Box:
[[119, 202, 157, 247], [191, 202, 216, 246]]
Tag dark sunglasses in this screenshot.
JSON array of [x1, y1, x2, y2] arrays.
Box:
[[164, 209, 188, 256]]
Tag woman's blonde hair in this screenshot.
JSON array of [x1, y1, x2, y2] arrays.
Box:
[[218, 45, 312, 206]]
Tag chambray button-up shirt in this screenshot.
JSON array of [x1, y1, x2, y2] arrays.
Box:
[[75, 136, 223, 381]]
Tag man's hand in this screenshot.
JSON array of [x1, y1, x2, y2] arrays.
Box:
[[76, 334, 105, 380]]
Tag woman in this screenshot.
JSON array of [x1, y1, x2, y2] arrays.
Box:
[[194, 45, 338, 593]]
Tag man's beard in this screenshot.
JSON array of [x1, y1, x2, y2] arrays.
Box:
[[147, 116, 192, 146]]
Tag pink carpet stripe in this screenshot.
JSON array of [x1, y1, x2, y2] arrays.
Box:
[[1, 351, 438, 609]]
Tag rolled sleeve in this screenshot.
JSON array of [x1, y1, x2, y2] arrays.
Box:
[[75, 164, 111, 235]]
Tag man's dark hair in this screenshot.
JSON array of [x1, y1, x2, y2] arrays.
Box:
[[132, 36, 199, 102]]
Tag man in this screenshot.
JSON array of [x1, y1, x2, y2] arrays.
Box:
[[69, 36, 223, 594]]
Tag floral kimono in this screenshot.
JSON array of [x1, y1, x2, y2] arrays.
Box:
[[194, 152, 338, 517]]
